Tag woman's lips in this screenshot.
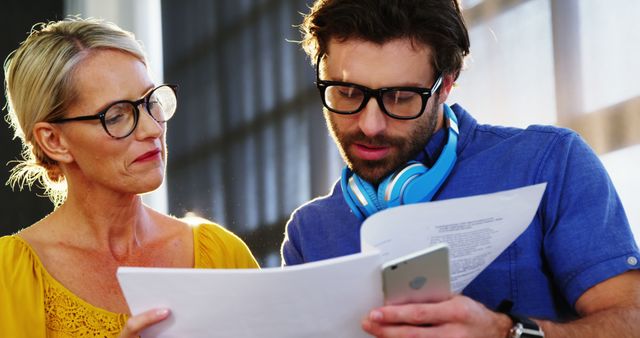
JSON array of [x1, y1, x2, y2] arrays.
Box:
[[134, 149, 161, 163], [352, 143, 390, 161]]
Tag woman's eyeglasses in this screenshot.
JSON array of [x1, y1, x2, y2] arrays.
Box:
[[50, 84, 178, 139]]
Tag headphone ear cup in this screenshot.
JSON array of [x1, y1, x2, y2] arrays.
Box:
[[379, 161, 428, 208], [341, 167, 383, 220], [340, 167, 364, 219], [377, 175, 394, 210], [352, 174, 383, 217]]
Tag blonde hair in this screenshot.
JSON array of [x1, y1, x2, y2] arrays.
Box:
[[3, 17, 147, 206]]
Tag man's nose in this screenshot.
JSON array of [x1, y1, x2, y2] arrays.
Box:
[[358, 97, 387, 137]]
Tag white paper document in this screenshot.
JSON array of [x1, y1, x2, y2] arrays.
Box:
[[117, 183, 546, 337], [360, 183, 547, 292], [118, 251, 382, 338]]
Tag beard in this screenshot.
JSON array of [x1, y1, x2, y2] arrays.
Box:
[[326, 103, 439, 186]]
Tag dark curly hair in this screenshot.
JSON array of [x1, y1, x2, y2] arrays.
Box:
[[300, 0, 470, 79]]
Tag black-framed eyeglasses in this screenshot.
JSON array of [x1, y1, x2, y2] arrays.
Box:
[[50, 84, 178, 139], [315, 55, 442, 120]]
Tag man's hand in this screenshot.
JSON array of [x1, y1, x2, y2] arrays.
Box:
[[362, 271, 640, 338], [361, 294, 512, 338]]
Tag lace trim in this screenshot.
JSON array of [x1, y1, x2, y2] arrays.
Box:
[[43, 272, 128, 337], [13, 225, 201, 336]]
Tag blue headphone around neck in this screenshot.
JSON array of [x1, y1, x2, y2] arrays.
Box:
[[340, 104, 459, 220]]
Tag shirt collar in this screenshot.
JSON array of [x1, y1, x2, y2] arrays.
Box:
[[413, 103, 475, 166]]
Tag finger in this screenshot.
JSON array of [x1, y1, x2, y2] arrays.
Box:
[[368, 304, 441, 326], [362, 318, 449, 338], [120, 308, 170, 338], [369, 299, 463, 326]]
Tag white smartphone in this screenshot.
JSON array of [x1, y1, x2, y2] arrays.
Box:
[[381, 243, 451, 305]]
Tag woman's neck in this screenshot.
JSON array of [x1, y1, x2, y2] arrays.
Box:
[[52, 186, 156, 262]]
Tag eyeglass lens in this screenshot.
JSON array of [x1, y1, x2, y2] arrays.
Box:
[[104, 85, 177, 138], [324, 85, 423, 118]]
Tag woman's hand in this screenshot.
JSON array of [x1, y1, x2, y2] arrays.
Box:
[[118, 308, 171, 338]]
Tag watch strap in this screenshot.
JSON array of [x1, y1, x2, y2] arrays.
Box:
[[496, 299, 545, 338], [509, 313, 540, 331]]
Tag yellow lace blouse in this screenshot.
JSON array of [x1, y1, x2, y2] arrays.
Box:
[[0, 222, 259, 338]]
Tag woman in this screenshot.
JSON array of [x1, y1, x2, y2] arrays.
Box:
[[0, 18, 258, 337]]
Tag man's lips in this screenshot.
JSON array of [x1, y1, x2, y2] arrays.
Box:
[[134, 149, 161, 163], [352, 143, 390, 161]]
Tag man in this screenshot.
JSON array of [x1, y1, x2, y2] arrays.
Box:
[[281, 0, 640, 337]]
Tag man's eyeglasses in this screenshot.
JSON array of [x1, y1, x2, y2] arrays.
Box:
[[50, 84, 178, 139], [315, 56, 442, 120]]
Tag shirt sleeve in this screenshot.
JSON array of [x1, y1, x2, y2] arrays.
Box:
[[195, 223, 260, 269], [539, 131, 640, 306], [0, 236, 47, 338], [281, 210, 304, 266]]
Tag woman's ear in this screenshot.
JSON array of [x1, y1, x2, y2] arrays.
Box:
[[33, 122, 74, 163], [436, 73, 456, 104]]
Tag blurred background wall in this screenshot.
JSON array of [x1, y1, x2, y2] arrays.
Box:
[[0, 0, 63, 243], [2, 0, 638, 267]]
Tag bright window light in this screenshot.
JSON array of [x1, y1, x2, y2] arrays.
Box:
[[600, 145, 640, 244], [579, 0, 640, 113]]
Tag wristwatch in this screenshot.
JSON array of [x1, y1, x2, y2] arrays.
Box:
[[507, 313, 545, 338], [496, 300, 544, 338]]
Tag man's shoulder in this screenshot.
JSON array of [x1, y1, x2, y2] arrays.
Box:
[[475, 121, 575, 140], [466, 120, 580, 158], [284, 178, 362, 263], [453, 104, 578, 151], [289, 180, 344, 220]]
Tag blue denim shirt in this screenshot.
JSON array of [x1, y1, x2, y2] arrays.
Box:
[[281, 104, 639, 320]]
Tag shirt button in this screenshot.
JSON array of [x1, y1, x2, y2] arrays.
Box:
[[627, 256, 638, 266]]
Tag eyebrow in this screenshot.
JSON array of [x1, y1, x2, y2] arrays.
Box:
[[324, 77, 429, 89], [76, 84, 156, 118], [100, 84, 157, 109]]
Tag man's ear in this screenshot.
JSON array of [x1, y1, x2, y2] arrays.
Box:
[[437, 74, 456, 104], [33, 122, 74, 163]]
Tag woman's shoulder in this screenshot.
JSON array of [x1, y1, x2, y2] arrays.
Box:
[[189, 218, 243, 243], [183, 216, 259, 269], [0, 234, 36, 266], [0, 234, 44, 289], [0, 235, 47, 338]]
